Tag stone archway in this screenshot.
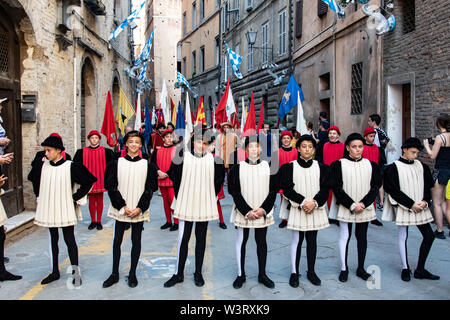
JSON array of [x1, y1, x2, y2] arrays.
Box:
[[80, 56, 96, 147]]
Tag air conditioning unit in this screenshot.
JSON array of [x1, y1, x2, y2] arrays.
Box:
[[245, 0, 253, 12]]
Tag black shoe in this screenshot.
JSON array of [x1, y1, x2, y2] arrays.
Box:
[[3, 257, 9, 263], [338, 270, 348, 282], [194, 272, 205, 287], [278, 220, 287, 228], [160, 222, 172, 230], [88, 222, 96, 230], [371, 219, 383, 227], [127, 274, 138, 288], [96, 222, 103, 230], [164, 274, 184, 288], [401, 269, 411, 282], [169, 224, 179, 231], [102, 273, 119, 288], [233, 275, 246, 289], [356, 268, 373, 281], [124, 223, 131, 231], [434, 230, 446, 239], [219, 222, 227, 229], [413, 269, 440, 280], [258, 274, 275, 288], [0, 271, 22, 281], [307, 271, 321, 286], [289, 273, 299, 288], [41, 272, 60, 285]]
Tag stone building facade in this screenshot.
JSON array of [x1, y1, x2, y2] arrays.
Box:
[[0, 0, 134, 214], [382, 0, 450, 164]]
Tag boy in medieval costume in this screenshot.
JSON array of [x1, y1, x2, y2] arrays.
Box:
[[382, 137, 439, 282], [29, 135, 97, 285], [102, 131, 158, 288], [74, 130, 114, 230], [330, 133, 381, 283], [163, 125, 225, 288], [280, 135, 330, 287], [228, 135, 279, 289]]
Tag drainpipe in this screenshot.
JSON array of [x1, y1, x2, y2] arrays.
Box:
[[73, 38, 77, 153]]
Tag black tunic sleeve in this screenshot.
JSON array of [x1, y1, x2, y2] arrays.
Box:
[[378, 147, 387, 169], [360, 161, 382, 208], [422, 163, 433, 206], [65, 153, 72, 161], [260, 167, 280, 214], [73, 149, 83, 163], [104, 160, 127, 210], [166, 147, 184, 198], [105, 148, 115, 164], [150, 147, 159, 169], [214, 159, 225, 197], [136, 162, 157, 212], [281, 162, 305, 205], [313, 163, 331, 206], [383, 163, 415, 209], [70, 162, 97, 202], [330, 160, 355, 209], [27, 151, 45, 197], [228, 163, 253, 216]]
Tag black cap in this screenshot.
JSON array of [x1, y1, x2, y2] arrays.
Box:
[[401, 137, 424, 150], [296, 134, 317, 149], [345, 133, 365, 146], [245, 134, 260, 148], [124, 130, 144, 144], [41, 135, 65, 151], [156, 123, 166, 130]]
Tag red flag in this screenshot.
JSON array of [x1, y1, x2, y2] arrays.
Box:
[[215, 78, 230, 126], [231, 112, 240, 129], [170, 97, 175, 123], [195, 96, 206, 125], [101, 91, 118, 147], [257, 100, 264, 133], [156, 104, 165, 126], [243, 92, 256, 136], [190, 107, 196, 124]]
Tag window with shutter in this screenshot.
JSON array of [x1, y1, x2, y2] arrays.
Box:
[[295, 0, 303, 38], [317, 0, 328, 17]]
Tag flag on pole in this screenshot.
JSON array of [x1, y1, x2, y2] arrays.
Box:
[[195, 96, 206, 125], [321, 0, 345, 19], [115, 88, 135, 136], [101, 91, 118, 147], [257, 100, 264, 133], [134, 94, 142, 131], [143, 98, 152, 150], [240, 97, 247, 130], [243, 92, 256, 136], [170, 97, 176, 125], [231, 112, 240, 130], [160, 79, 170, 125], [224, 41, 243, 79], [215, 78, 230, 126], [109, 0, 147, 41], [139, 28, 155, 61], [226, 85, 237, 121], [176, 71, 194, 91], [296, 89, 308, 135], [175, 101, 185, 130], [278, 74, 303, 121], [185, 92, 193, 143]]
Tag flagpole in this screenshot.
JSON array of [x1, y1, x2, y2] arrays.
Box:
[[73, 53, 77, 152]]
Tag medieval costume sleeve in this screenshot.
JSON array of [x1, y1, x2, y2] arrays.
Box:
[[331, 159, 381, 210], [166, 146, 184, 198], [214, 158, 225, 197], [70, 162, 98, 201]]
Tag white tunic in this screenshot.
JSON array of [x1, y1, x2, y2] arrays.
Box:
[[34, 160, 82, 228], [0, 189, 7, 227], [382, 160, 434, 226], [337, 158, 376, 223], [174, 152, 219, 222], [286, 161, 329, 231], [230, 161, 274, 228], [107, 157, 150, 223]]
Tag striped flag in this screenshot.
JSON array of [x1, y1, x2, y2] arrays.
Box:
[[109, 0, 147, 41], [139, 29, 155, 61], [224, 41, 243, 79], [321, 0, 345, 19], [195, 97, 206, 125], [176, 71, 194, 91]]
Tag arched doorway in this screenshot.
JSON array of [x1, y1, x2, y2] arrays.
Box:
[[0, 6, 23, 215], [112, 75, 120, 116], [80, 57, 96, 147]]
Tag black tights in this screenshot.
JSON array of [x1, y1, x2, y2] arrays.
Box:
[[49, 226, 78, 274], [176, 220, 208, 276], [343, 222, 369, 270], [401, 224, 435, 271], [293, 230, 318, 274], [112, 221, 143, 275], [236, 227, 268, 277]]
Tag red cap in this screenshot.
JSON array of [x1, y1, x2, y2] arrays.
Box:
[[162, 129, 173, 137], [280, 130, 293, 138], [49, 132, 62, 140], [87, 130, 101, 139], [363, 127, 376, 137], [327, 126, 341, 136]]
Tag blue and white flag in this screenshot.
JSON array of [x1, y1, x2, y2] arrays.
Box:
[[109, 0, 146, 41], [137, 60, 148, 82], [321, 0, 345, 19], [224, 41, 243, 79], [139, 29, 155, 61], [177, 71, 193, 91]]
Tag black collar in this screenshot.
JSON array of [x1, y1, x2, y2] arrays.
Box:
[[50, 157, 66, 166], [399, 157, 415, 165], [163, 144, 174, 148], [329, 140, 341, 144], [364, 142, 374, 147], [125, 154, 142, 162], [281, 146, 293, 152], [297, 157, 313, 168], [245, 158, 261, 165], [345, 154, 363, 162]]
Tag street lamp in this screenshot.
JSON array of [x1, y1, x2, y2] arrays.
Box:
[[245, 29, 257, 47]]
